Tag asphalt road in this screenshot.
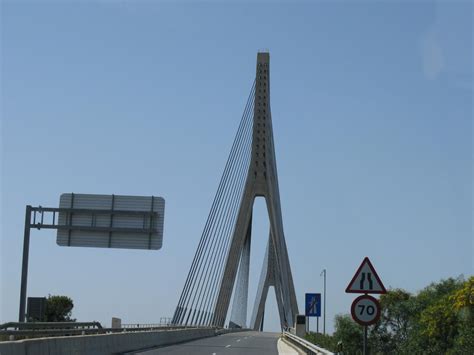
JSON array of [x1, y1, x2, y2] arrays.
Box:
[[132, 331, 282, 355]]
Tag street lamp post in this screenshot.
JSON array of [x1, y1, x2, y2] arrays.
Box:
[[320, 269, 327, 335]]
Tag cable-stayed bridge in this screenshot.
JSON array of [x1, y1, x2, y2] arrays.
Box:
[[1, 52, 333, 355], [172, 52, 299, 331]]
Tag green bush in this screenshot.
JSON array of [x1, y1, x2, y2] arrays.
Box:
[[305, 331, 337, 352], [304, 276, 474, 355]]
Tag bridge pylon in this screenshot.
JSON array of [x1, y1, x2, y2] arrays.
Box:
[[172, 52, 298, 331]]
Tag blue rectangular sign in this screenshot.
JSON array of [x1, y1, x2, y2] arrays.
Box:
[[305, 293, 321, 317]]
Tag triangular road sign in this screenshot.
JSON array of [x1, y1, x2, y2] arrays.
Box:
[[346, 257, 387, 294]]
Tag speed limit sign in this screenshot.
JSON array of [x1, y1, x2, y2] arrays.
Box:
[[350, 294, 381, 326]]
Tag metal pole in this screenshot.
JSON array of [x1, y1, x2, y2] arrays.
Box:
[[363, 325, 368, 355], [19, 205, 32, 322], [317, 316, 319, 333], [321, 268, 327, 335]]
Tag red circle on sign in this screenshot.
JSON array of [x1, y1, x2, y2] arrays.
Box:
[[350, 294, 381, 326]]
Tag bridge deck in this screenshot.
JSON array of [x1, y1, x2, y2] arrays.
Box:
[[130, 330, 298, 355]]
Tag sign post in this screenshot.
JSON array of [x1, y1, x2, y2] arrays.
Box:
[[18, 206, 32, 323], [364, 324, 368, 355], [320, 268, 327, 335], [346, 257, 386, 355], [305, 293, 321, 333]]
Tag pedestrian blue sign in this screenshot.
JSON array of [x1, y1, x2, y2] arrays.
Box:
[[305, 293, 321, 317]]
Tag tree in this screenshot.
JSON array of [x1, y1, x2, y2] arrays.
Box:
[[333, 314, 363, 354], [404, 277, 465, 354], [418, 294, 459, 353], [45, 295, 75, 322], [449, 276, 474, 354], [370, 289, 413, 354], [305, 331, 337, 352], [451, 276, 474, 311]]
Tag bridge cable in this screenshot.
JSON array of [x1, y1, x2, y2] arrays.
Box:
[[196, 99, 254, 325], [172, 96, 251, 325], [173, 82, 255, 325], [205, 107, 254, 326], [185, 85, 254, 325], [203, 130, 252, 326]]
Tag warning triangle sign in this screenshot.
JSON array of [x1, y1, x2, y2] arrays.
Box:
[[346, 257, 387, 294]]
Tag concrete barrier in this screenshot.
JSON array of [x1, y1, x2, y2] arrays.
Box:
[[281, 331, 334, 355], [0, 327, 216, 355]]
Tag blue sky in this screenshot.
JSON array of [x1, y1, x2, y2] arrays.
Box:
[[1, 1, 472, 332]]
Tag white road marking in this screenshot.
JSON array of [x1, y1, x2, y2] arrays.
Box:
[[212, 353, 216, 355], [226, 344, 231, 348], [236, 339, 241, 342]]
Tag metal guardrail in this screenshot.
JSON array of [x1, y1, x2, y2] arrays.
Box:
[[0, 322, 102, 330], [122, 323, 168, 329], [282, 331, 334, 355], [0, 322, 214, 340]]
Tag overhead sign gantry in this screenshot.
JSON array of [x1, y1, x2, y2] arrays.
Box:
[[18, 193, 165, 322]]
